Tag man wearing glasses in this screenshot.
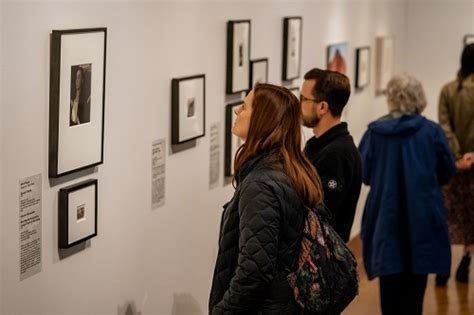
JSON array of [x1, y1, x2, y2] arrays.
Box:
[[300, 68, 362, 243]]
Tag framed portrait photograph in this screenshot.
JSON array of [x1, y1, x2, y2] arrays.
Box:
[[225, 102, 244, 177], [171, 74, 206, 144], [226, 20, 251, 94], [58, 179, 98, 248], [250, 58, 268, 88], [464, 34, 474, 45], [49, 28, 107, 178], [375, 36, 394, 94], [327, 42, 348, 75], [355, 46, 371, 89], [282, 17, 302, 81]]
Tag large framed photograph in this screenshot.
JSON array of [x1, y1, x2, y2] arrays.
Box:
[[226, 20, 251, 94], [464, 34, 474, 45], [225, 102, 244, 177], [327, 42, 348, 75], [49, 28, 107, 178], [375, 36, 394, 94], [282, 17, 302, 81], [250, 58, 268, 88], [58, 179, 98, 248], [355, 46, 371, 89], [171, 74, 206, 144]]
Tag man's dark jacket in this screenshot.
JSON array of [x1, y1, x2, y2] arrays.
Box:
[[305, 122, 362, 242], [209, 152, 305, 314]]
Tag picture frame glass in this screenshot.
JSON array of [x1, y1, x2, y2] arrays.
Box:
[[51, 29, 106, 177], [286, 18, 301, 79], [68, 184, 96, 244], [178, 78, 205, 142], [232, 22, 250, 92], [356, 48, 370, 88]]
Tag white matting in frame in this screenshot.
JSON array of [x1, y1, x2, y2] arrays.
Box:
[[355, 46, 371, 89], [375, 36, 394, 94], [250, 58, 268, 88], [171, 74, 206, 144], [49, 28, 106, 178], [226, 20, 251, 94], [283, 17, 302, 81], [58, 179, 98, 248], [225, 102, 244, 177]]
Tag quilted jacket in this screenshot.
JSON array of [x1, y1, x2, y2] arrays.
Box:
[[209, 152, 307, 314]]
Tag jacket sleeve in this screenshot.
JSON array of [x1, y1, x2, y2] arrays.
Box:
[[212, 180, 280, 314], [438, 88, 461, 159], [434, 125, 456, 185], [358, 131, 372, 186]]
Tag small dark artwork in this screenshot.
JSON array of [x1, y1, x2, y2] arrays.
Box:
[[69, 63, 92, 126]]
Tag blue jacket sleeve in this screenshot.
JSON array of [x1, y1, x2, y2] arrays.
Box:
[[358, 131, 372, 186]]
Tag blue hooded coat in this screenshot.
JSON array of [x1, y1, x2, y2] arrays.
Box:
[[359, 114, 456, 280]]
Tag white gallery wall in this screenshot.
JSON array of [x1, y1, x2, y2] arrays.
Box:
[[0, 0, 3, 312], [1, 0, 409, 314], [403, 0, 474, 122]]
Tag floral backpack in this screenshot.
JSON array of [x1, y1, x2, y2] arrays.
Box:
[[287, 205, 359, 314]]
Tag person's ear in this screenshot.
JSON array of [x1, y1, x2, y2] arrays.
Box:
[[317, 101, 329, 115]]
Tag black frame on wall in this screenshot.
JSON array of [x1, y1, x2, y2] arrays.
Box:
[[282, 16, 302, 81], [226, 20, 251, 94]]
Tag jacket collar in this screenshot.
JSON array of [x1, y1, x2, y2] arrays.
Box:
[[236, 150, 278, 185], [305, 122, 349, 153]]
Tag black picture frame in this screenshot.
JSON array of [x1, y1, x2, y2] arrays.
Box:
[[355, 46, 371, 89], [58, 179, 98, 249], [171, 74, 206, 145], [49, 27, 107, 178], [226, 20, 251, 94], [225, 101, 244, 177], [250, 58, 269, 88], [282, 17, 302, 81], [464, 34, 474, 46]]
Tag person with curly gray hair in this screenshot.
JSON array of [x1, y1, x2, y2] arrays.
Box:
[[358, 74, 456, 315]]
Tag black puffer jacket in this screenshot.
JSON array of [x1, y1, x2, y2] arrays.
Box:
[[209, 152, 307, 314]]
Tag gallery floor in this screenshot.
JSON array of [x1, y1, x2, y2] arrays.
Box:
[[345, 237, 474, 315]]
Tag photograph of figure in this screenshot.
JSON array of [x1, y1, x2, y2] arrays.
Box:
[[70, 63, 92, 126]]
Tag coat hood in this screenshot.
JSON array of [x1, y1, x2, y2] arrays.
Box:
[[368, 114, 425, 137]]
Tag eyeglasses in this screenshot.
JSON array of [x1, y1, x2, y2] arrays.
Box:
[[299, 94, 319, 103]]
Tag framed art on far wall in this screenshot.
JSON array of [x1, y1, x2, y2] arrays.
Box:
[[49, 27, 107, 178], [282, 17, 302, 81], [226, 20, 251, 94], [58, 179, 98, 249], [355, 46, 371, 89], [375, 36, 394, 94], [225, 102, 243, 177], [250, 58, 268, 88], [327, 42, 348, 75], [171, 74, 206, 145]]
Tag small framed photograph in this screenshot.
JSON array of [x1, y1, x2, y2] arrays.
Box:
[[171, 74, 206, 144], [226, 20, 251, 94], [375, 36, 394, 94], [49, 28, 107, 178], [355, 46, 371, 89], [225, 102, 244, 177], [282, 17, 302, 81], [464, 34, 474, 45], [58, 179, 98, 248], [289, 87, 300, 99], [250, 58, 269, 88], [327, 42, 348, 75]]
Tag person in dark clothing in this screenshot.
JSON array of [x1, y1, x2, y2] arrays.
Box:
[[209, 83, 324, 314], [300, 68, 362, 242], [359, 74, 456, 315]]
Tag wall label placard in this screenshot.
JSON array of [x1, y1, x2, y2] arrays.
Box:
[[152, 139, 166, 209], [209, 122, 221, 189]]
